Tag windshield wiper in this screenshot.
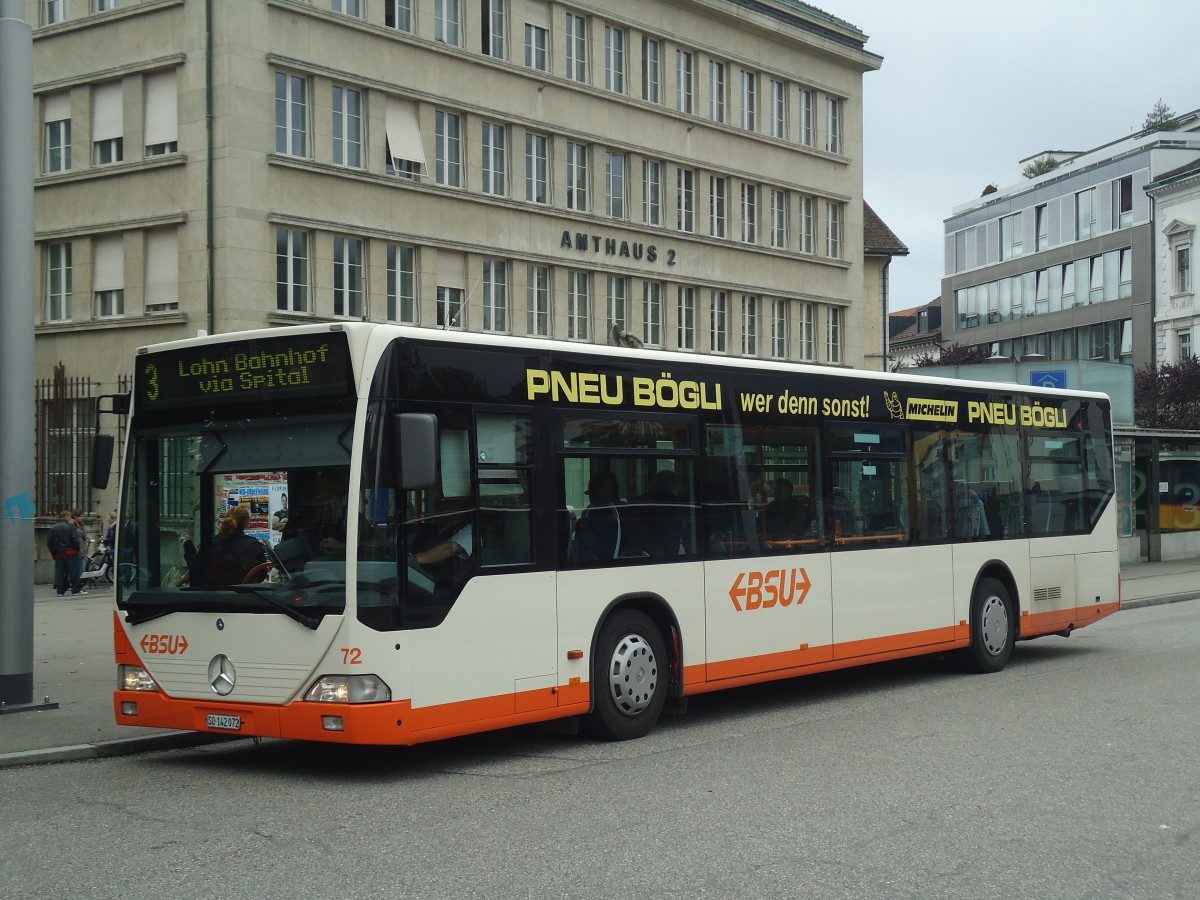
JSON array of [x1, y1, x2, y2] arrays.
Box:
[[120, 588, 322, 630], [246, 588, 321, 630]]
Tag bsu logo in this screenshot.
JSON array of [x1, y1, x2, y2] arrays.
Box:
[[728, 568, 811, 611]]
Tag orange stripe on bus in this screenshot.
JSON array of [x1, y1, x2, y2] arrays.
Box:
[[1018, 602, 1120, 638]]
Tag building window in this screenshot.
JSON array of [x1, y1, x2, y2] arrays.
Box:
[[709, 176, 727, 238], [436, 0, 462, 46], [43, 0, 68, 25], [604, 25, 626, 93], [482, 0, 507, 59], [144, 228, 179, 313], [482, 259, 508, 331], [606, 275, 627, 336], [799, 89, 814, 146], [525, 132, 548, 203], [675, 50, 694, 114], [143, 70, 177, 156], [710, 290, 727, 353], [827, 306, 843, 363], [677, 286, 695, 350], [566, 141, 589, 211], [826, 201, 842, 258], [1119, 248, 1132, 298], [605, 151, 627, 219], [482, 121, 507, 195], [527, 264, 551, 336], [567, 270, 590, 340], [1076, 188, 1095, 241], [1181, 330, 1194, 361], [387, 244, 416, 323], [276, 227, 309, 312], [566, 13, 588, 82], [332, 86, 363, 168], [524, 20, 549, 70], [642, 38, 661, 103], [275, 72, 308, 157], [771, 189, 788, 249], [387, 0, 414, 31], [643, 160, 663, 226], [740, 294, 758, 356], [43, 94, 72, 173], [741, 183, 758, 244], [385, 99, 425, 180], [1177, 245, 1192, 294], [333, 236, 365, 317], [740, 70, 757, 131], [436, 286, 464, 328], [825, 97, 842, 154], [435, 110, 462, 187], [1114, 175, 1134, 229], [332, 0, 363, 17], [677, 168, 695, 233], [770, 80, 787, 139], [91, 81, 123, 165], [770, 299, 788, 359], [1035, 204, 1048, 251], [799, 195, 814, 254], [709, 61, 726, 123], [93, 234, 124, 317], [797, 302, 814, 360], [1000, 212, 1021, 260], [96, 0, 120, 11], [45, 242, 72, 322], [642, 281, 662, 346]]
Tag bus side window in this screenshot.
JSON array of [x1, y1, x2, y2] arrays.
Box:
[[476, 413, 534, 567]]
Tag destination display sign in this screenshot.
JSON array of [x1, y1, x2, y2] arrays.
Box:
[[135, 332, 353, 412]]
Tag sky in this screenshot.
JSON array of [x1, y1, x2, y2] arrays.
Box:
[[827, 0, 1200, 312]]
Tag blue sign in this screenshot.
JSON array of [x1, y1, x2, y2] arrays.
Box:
[[1030, 369, 1068, 390]]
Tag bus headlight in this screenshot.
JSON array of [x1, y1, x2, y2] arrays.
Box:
[[305, 674, 391, 704], [118, 665, 159, 692]]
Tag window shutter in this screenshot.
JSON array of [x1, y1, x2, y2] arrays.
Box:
[[944, 234, 955, 276], [92, 82, 123, 142], [1131, 168, 1150, 223], [385, 98, 427, 171], [1095, 182, 1112, 235], [525, 0, 550, 29], [44, 92, 70, 122], [964, 227, 977, 269], [93, 235, 125, 292], [985, 220, 999, 264], [437, 250, 466, 289], [144, 229, 179, 308], [143, 70, 177, 147], [1022, 207, 1036, 248], [1059, 196, 1075, 244]]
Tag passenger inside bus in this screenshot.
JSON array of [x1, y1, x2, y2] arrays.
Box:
[[572, 471, 622, 561], [185, 506, 269, 586]]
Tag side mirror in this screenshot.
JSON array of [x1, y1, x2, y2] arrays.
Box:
[[92, 434, 115, 490], [394, 413, 438, 490]]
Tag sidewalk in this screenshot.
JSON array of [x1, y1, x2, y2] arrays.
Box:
[[2, 558, 1198, 768]]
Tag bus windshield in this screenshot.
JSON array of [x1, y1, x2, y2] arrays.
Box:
[[116, 412, 357, 626]]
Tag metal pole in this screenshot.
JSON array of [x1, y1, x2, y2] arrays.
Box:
[[0, 0, 52, 713]]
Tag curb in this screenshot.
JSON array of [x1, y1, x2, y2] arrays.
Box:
[[0, 732, 241, 770], [1121, 592, 1200, 611]]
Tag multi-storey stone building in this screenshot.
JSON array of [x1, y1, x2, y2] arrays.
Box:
[[27, 0, 882, 530]]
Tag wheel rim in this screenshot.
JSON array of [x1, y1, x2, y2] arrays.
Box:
[[979, 593, 1010, 656], [606, 633, 659, 716]]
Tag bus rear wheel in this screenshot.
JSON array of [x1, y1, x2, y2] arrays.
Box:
[[958, 577, 1014, 674], [584, 609, 667, 741]]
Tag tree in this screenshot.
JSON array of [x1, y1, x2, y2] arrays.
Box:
[[1021, 155, 1061, 179], [909, 344, 992, 368], [1134, 356, 1200, 430], [1141, 99, 1178, 132]]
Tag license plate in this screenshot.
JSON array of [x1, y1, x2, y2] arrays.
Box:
[[206, 714, 242, 731]]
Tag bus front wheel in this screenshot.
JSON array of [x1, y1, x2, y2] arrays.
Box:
[[958, 577, 1014, 674], [584, 609, 667, 741]]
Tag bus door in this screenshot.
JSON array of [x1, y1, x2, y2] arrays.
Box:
[[701, 424, 834, 680], [826, 424, 954, 658]]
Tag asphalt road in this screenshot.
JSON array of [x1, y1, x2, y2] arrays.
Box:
[[3, 601, 1198, 900]]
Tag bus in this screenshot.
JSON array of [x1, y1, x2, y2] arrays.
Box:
[[110, 323, 1120, 745]]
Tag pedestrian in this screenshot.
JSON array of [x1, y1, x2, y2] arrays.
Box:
[[70, 508, 89, 595], [47, 509, 84, 597]]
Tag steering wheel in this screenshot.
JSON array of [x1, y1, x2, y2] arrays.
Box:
[[241, 561, 274, 584]]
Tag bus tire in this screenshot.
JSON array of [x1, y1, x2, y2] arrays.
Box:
[[958, 577, 1014, 674], [584, 609, 667, 741]]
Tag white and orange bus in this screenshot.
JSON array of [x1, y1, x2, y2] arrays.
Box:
[[110, 323, 1119, 744]]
